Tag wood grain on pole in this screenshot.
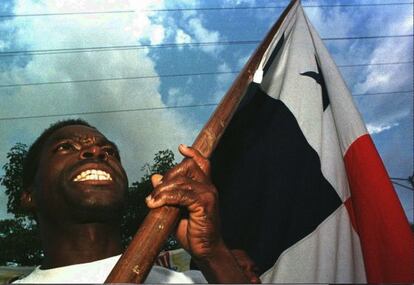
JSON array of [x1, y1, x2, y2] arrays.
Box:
[[105, 0, 298, 283]]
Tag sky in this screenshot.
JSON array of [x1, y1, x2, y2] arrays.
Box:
[[0, 0, 412, 223]]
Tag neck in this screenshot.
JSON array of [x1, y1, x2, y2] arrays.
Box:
[[39, 221, 123, 269]]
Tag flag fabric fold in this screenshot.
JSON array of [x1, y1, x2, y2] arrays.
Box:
[[211, 1, 414, 283]]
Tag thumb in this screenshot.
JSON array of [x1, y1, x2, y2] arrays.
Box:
[[151, 174, 163, 187]]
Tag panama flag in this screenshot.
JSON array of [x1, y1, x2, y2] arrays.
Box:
[[211, 1, 414, 283]]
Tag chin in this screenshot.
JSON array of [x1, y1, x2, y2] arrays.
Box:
[[71, 202, 125, 224], [64, 191, 126, 223]]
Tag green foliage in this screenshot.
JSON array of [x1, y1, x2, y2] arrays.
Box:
[[0, 143, 28, 219], [140, 149, 176, 181], [121, 149, 180, 250], [0, 218, 42, 266], [0, 144, 180, 265]]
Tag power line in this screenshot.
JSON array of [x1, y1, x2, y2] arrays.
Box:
[[0, 63, 412, 88], [149, 3, 414, 10], [323, 34, 413, 41], [392, 181, 414, 191], [338, 61, 413, 68], [0, 10, 134, 18], [0, 71, 239, 88], [1, 2, 413, 17], [391, 177, 414, 192], [0, 41, 260, 57], [0, 90, 411, 121], [391, 177, 411, 181], [0, 35, 411, 58], [0, 103, 219, 121], [302, 2, 413, 8], [353, 90, 413, 97], [0, 57, 410, 89]]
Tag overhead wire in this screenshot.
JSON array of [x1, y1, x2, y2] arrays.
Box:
[[0, 41, 260, 57], [0, 2, 412, 141], [0, 103, 219, 121], [391, 178, 414, 192], [0, 2, 413, 17], [0, 35, 412, 57], [0, 1, 412, 216], [0, 61, 412, 88], [392, 181, 414, 191], [391, 177, 411, 181], [353, 90, 413, 97], [338, 61, 413, 68], [0, 71, 239, 88], [0, 90, 411, 121]]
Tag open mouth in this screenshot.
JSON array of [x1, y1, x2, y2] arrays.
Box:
[[73, 169, 113, 182]]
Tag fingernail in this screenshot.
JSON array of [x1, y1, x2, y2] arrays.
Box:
[[145, 195, 153, 202]]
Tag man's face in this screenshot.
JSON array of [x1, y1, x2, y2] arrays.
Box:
[[32, 125, 128, 224]]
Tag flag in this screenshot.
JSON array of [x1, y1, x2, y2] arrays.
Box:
[[211, 1, 414, 283]]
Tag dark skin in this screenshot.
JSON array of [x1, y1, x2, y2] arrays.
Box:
[[22, 125, 250, 283], [230, 249, 261, 284], [25, 125, 127, 268]]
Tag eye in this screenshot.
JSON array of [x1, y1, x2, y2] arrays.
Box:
[[55, 142, 76, 152], [102, 146, 119, 158]]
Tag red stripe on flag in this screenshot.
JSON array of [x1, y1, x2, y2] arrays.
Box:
[[344, 134, 414, 283]]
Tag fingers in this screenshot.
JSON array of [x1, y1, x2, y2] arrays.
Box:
[[151, 174, 163, 187], [231, 249, 261, 284], [146, 144, 215, 213], [178, 144, 211, 176], [146, 187, 197, 209], [163, 158, 209, 184], [154, 145, 210, 185], [146, 176, 217, 211]]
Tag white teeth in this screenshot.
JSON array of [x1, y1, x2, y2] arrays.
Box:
[[73, 169, 112, 182]]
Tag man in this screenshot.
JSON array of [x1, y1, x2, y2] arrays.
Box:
[[13, 119, 252, 283]]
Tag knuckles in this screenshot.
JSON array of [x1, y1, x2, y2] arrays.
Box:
[[150, 180, 218, 213], [149, 149, 218, 214]]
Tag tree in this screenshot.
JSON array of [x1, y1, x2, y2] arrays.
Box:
[[0, 143, 29, 219], [0, 143, 41, 265], [0, 143, 179, 265], [0, 218, 42, 265], [121, 149, 179, 250]]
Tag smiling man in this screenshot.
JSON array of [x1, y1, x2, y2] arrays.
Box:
[[13, 119, 250, 283]]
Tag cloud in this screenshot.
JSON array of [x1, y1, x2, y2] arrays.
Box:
[[211, 62, 235, 101], [0, 0, 232, 219], [0, 40, 8, 50], [175, 29, 192, 44], [166, 87, 193, 106], [0, 0, 201, 218], [353, 37, 413, 94], [237, 53, 250, 69], [216, 62, 233, 85], [305, 3, 413, 222], [367, 122, 399, 135], [187, 17, 222, 54], [351, 12, 413, 135], [221, 0, 257, 6]]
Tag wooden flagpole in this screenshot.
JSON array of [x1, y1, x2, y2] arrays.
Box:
[[105, 0, 298, 283]]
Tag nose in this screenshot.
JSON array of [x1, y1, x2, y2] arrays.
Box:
[[80, 145, 107, 161]]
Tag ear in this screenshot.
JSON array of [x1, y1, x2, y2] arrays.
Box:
[[20, 189, 36, 211]]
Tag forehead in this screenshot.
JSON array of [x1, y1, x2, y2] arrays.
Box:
[[47, 125, 108, 144]]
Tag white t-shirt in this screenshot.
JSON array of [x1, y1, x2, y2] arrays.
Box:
[[13, 255, 207, 283]]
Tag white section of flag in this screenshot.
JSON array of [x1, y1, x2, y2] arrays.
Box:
[[261, 205, 366, 283], [256, 2, 367, 282]]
